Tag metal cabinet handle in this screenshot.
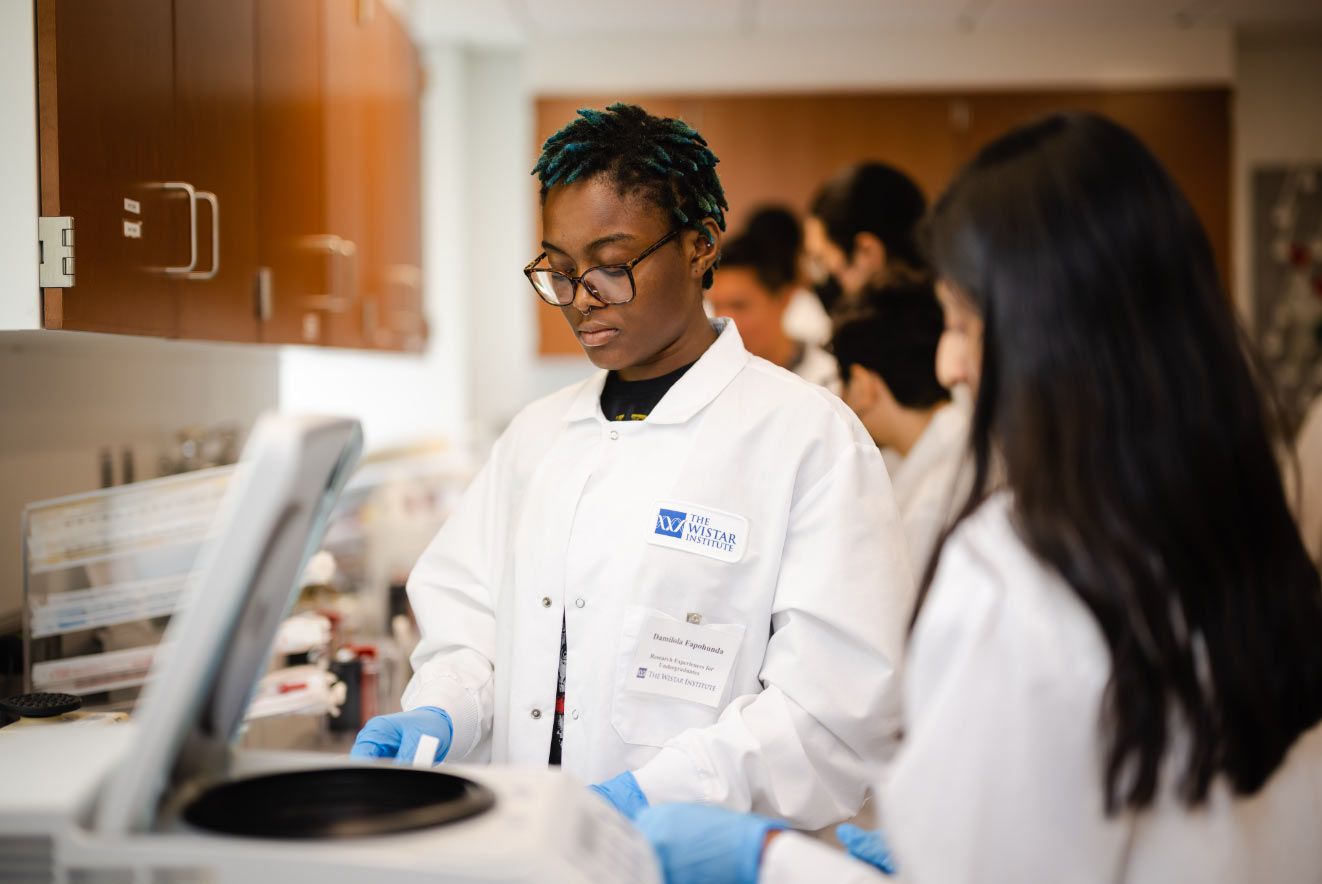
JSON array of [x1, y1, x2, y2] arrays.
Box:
[[153, 181, 198, 275], [384, 264, 423, 331], [182, 191, 220, 281], [298, 235, 358, 312]]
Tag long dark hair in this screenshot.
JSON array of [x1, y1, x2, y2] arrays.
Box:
[[920, 112, 1322, 813]]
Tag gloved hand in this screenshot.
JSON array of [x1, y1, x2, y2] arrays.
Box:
[[633, 803, 787, 884], [836, 823, 896, 875], [588, 770, 649, 820], [349, 706, 453, 766]]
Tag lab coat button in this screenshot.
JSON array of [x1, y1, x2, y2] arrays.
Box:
[[541, 596, 552, 608], [609, 430, 619, 440], [574, 597, 585, 608], [571, 709, 580, 720], [530, 708, 542, 719]]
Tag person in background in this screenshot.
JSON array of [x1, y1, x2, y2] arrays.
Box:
[[804, 162, 927, 315], [743, 206, 834, 348], [706, 229, 838, 389], [350, 103, 915, 831], [633, 112, 1322, 883], [831, 287, 968, 570]]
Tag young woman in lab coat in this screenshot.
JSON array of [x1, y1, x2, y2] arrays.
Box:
[[634, 112, 1322, 883], [350, 103, 915, 829]]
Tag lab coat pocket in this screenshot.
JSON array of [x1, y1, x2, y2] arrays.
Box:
[[610, 605, 747, 748]]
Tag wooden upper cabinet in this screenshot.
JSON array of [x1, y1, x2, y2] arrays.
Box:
[[37, 0, 181, 336], [36, 0, 425, 351], [173, 0, 261, 343]]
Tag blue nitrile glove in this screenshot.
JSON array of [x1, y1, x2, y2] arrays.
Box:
[[634, 803, 787, 884], [836, 823, 897, 874], [349, 706, 453, 766], [588, 770, 650, 820]]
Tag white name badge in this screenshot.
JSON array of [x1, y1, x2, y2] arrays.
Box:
[[647, 500, 748, 563], [627, 614, 743, 708]]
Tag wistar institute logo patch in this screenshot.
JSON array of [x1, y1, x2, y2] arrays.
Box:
[[648, 500, 748, 563]]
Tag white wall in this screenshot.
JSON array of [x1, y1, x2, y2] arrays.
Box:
[[0, 333, 280, 613], [528, 26, 1235, 94], [1232, 28, 1322, 325], [461, 48, 543, 438]]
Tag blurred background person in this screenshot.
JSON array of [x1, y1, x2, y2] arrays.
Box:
[[743, 205, 834, 349], [805, 162, 929, 315], [707, 222, 837, 389], [831, 287, 967, 569]]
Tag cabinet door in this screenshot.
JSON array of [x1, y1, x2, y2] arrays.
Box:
[[37, 0, 181, 336], [320, 0, 373, 349], [254, 0, 331, 345], [363, 8, 425, 352], [173, 0, 261, 342]]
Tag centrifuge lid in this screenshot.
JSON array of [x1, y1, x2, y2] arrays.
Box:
[[95, 414, 363, 836]]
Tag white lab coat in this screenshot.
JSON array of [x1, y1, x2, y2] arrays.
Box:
[[889, 402, 970, 572], [782, 287, 832, 347], [790, 342, 840, 392], [762, 492, 1322, 883], [402, 319, 915, 828]]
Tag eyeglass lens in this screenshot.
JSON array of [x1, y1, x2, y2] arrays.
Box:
[[530, 265, 633, 306]]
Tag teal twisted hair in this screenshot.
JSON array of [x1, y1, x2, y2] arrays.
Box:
[[532, 103, 728, 288]]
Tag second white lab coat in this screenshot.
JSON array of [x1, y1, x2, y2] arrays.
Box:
[[762, 492, 1322, 883], [782, 287, 832, 347], [790, 342, 840, 392], [402, 319, 915, 828], [889, 402, 969, 572]]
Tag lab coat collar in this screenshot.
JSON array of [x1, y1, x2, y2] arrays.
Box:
[[563, 318, 750, 425]]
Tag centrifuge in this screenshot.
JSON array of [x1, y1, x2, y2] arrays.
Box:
[[0, 414, 660, 883]]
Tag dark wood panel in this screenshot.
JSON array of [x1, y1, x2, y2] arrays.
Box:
[[957, 89, 1232, 291], [533, 93, 959, 356], [534, 89, 1233, 355], [174, 0, 261, 342], [39, 0, 180, 336]]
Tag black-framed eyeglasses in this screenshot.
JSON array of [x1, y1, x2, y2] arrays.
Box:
[[523, 229, 680, 307]]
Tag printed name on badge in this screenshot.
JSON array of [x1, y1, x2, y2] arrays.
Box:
[[628, 613, 743, 707], [647, 500, 748, 563]]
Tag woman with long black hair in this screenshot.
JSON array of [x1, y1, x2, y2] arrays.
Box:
[[634, 112, 1322, 883]]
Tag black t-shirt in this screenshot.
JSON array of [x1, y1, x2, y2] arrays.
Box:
[[547, 360, 696, 765], [598, 361, 695, 422]]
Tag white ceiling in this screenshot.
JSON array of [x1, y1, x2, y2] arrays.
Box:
[[407, 0, 1322, 44]]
